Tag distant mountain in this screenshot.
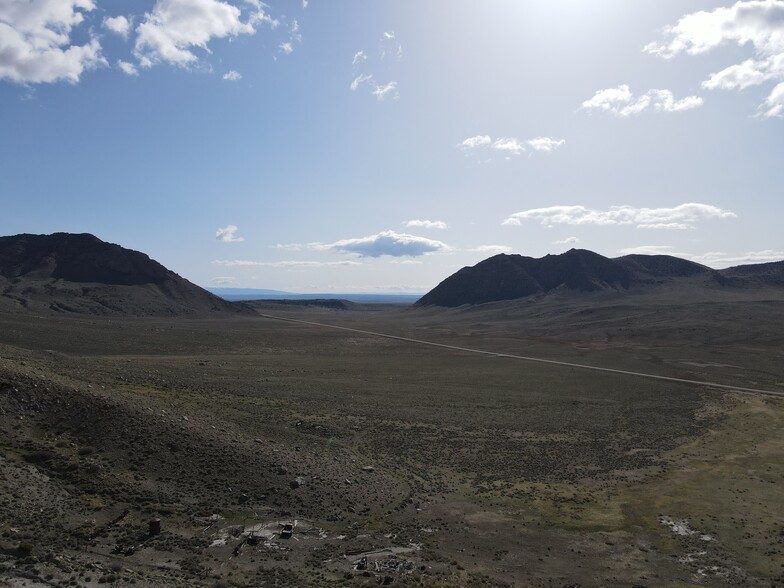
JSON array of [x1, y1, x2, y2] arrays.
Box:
[[0, 233, 246, 317], [209, 288, 422, 304], [416, 249, 783, 307]]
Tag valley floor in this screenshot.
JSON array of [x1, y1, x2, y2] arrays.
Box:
[[0, 299, 783, 587]]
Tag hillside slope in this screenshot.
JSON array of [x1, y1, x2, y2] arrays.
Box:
[[0, 233, 244, 317]]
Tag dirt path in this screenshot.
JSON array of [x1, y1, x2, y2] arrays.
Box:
[[259, 313, 784, 398]]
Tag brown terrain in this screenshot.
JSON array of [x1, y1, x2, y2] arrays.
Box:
[[1, 234, 783, 587]]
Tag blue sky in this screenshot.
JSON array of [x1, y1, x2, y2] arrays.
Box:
[[1, 0, 783, 293]]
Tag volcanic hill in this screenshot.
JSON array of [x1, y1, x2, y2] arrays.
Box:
[[0, 233, 244, 316], [417, 248, 784, 307]]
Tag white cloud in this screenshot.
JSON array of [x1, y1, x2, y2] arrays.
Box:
[[527, 137, 566, 153], [279, 41, 293, 55], [554, 236, 580, 245], [352, 50, 367, 65], [134, 0, 275, 68], [104, 15, 131, 39], [270, 243, 303, 251], [372, 80, 398, 100], [582, 85, 704, 116], [222, 69, 241, 81], [503, 203, 736, 228], [118, 60, 138, 76], [0, 0, 106, 84], [404, 220, 448, 230], [471, 245, 513, 254], [458, 134, 565, 158], [216, 224, 245, 242], [350, 73, 373, 91], [645, 1, 784, 118], [492, 137, 525, 155], [212, 259, 361, 268], [458, 135, 492, 149], [316, 230, 449, 258], [380, 30, 402, 61], [210, 276, 237, 285]]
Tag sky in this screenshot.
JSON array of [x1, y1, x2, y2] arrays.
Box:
[[1, 0, 783, 293]]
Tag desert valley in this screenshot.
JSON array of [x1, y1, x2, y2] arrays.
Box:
[[0, 233, 782, 587]]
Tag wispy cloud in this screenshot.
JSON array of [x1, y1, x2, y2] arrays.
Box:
[[470, 245, 513, 254], [352, 50, 367, 66], [380, 30, 402, 61], [215, 224, 245, 242], [458, 134, 565, 158], [351, 30, 401, 100], [644, 1, 784, 118], [0, 0, 106, 84], [372, 81, 399, 101], [134, 0, 277, 68], [503, 203, 736, 229], [315, 230, 449, 258], [582, 85, 703, 116], [212, 259, 362, 268], [404, 220, 448, 230], [222, 70, 242, 81], [554, 236, 580, 245]]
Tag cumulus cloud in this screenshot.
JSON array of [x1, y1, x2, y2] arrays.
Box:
[[471, 245, 513, 254], [492, 137, 526, 155], [645, 1, 784, 118], [0, 0, 106, 84], [134, 0, 276, 68], [212, 259, 361, 268], [503, 203, 736, 229], [215, 224, 245, 242], [222, 69, 241, 81], [404, 220, 448, 230], [554, 236, 580, 245], [316, 230, 449, 258], [582, 85, 704, 116], [104, 15, 131, 39], [528, 137, 566, 153], [279, 42, 293, 55], [118, 60, 138, 76]]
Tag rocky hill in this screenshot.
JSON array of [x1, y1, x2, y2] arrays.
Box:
[[417, 249, 783, 307], [0, 233, 245, 316]]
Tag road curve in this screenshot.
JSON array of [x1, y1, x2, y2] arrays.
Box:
[[259, 313, 784, 399]]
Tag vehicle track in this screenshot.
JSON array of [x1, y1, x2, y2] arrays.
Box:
[[259, 313, 784, 398]]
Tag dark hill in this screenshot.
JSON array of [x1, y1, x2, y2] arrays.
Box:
[[417, 249, 631, 307], [0, 233, 245, 317], [416, 249, 784, 307], [719, 260, 784, 287]]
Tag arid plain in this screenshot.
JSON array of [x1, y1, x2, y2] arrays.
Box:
[[2, 289, 783, 587]]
